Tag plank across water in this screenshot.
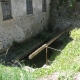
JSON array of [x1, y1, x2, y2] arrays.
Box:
[[29, 25, 72, 59]]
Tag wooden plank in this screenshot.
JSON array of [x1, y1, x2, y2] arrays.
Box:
[[16, 41, 44, 60], [29, 32, 64, 59], [46, 47, 48, 65], [47, 25, 72, 46], [29, 44, 47, 59], [47, 31, 65, 46], [29, 25, 72, 59], [48, 47, 61, 51]]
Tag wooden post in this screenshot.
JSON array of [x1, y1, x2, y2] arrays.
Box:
[[46, 46, 48, 65]]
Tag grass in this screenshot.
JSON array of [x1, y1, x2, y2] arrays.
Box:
[[0, 28, 80, 80], [0, 30, 59, 80], [32, 28, 80, 79], [0, 64, 36, 80]]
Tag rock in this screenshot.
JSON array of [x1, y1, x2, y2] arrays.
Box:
[[42, 64, 50, 68], [74, 72, 80, 80], [23, 66, 35, 72]]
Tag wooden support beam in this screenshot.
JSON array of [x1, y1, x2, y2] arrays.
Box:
[[48, 47, 61, 51], [29, 25, 72, 59], [29, 44, 47, 59], [47, 31, 65, 45], [46, 46, 48, 65], [29, 31, 64, 59]]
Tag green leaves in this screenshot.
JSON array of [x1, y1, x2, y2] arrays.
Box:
[[57, 0, 76, 10], [33, 28, 80, 78], [70, 0, 76, 7]]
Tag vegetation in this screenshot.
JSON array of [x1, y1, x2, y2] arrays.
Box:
[[0, 28, 80, 80], [0, 64, 36, 80], [0, 30, 54, 80], [55, 0, 78, 11], [58, 0, 76, 7], [32, 28, 80, 79]]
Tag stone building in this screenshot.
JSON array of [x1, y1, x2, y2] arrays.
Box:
[[50, 0, 80, 32], [0, 0, 50, 51]]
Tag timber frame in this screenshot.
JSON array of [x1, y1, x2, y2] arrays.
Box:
[[29, 25, 72, 64]]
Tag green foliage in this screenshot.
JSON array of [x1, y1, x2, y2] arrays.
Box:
[[38, 31, 47, 41], [0, 64, 36, 80], [12, 40, 20, 47], [36, 30, 53, 42], [59, 0, 68, 6], [56, 0, 76, 11], [58, 0, 76, 7], [70, 0, 76, 7], [33, 28, 80, 78]]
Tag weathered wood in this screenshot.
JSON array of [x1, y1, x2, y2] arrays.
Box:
[[15, 41, 44, 60], [29, 25, 72, 59], [29, 44, 47, 59], [48, 47, 61, 51], [46, 46, 48, 65], [47, 31, 65, 45], [47, 24, 72, 45], [29, 31, 64, 59]]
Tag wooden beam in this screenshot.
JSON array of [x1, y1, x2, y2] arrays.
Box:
[[29, 25, 72, 59], [29, 31, 64, 59], [46, 46, 48, 65], [29, 44, 47, 59], [47, 31, 65, 45]]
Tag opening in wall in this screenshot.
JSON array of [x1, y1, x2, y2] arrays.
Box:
[[42, 0, 47, 12], [1, 0, 12, 20], [26, 0, 33, 15]]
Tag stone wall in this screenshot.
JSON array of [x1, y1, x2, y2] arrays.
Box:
[[50, 0, 80, 32], [0, 0, 51, 51]]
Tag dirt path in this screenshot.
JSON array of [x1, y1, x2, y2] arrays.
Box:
[[38, 72, 80, 80], [38, 72, 59, 80]]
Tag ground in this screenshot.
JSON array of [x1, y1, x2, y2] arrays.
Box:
[[21, 28, 80, 80], [38, 72, 59, 80], [38, 72, 80, 80], [32, 28, 80, 80]]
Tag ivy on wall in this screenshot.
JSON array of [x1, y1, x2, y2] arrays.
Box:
[[58, 0, 80, 7], [56, 0, 77, 11], [58, 0, 76, 6]]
